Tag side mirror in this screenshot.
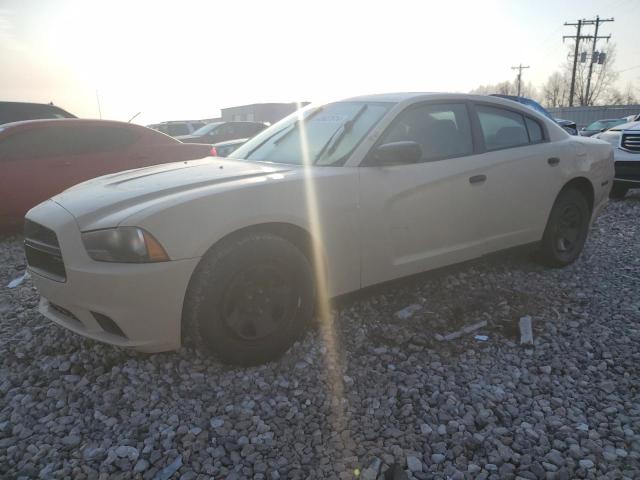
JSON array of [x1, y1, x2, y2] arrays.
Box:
[[370, 141, 422, 166]]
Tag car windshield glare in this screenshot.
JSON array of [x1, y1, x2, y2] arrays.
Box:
[[192, 122, 222, 136], [228, 101, 390, 166], [586, 119, 624, 130]]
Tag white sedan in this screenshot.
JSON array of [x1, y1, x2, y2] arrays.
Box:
[[25, 93, 614, 365]]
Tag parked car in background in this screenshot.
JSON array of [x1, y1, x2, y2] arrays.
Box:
[[0, 119, 213, 232], [211, 138, 247, 157], [24, 93, 612, 365], [579, 118, 627, 137], [595, 120, 640, 198], [147, 120, 207, 137], [176, 121, 267, 144], [491, 95, 578, 135], [1, 101, 76, 125], [624, 113, 640, 122]]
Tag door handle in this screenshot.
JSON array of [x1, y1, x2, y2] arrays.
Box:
[[547, 157, 560, 166], [469, 174, 487, 185]]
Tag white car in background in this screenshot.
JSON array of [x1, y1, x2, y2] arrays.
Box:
[[25, 93, 613, 365], [595, 121, 640, 198]]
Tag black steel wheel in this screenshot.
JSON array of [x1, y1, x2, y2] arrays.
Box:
[[183, 232, 314, 365], [540, 188, 590, 267]]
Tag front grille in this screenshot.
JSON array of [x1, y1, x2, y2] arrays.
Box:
[[622, 133, 640, 153], [24, 220, 66, 282], [24, 220, 59, 246], [614, 161, 640, 182]]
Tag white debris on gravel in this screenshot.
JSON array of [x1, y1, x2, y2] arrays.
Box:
[[1, 196, 640, 479], [394, 304, 422, 320], [519, 315, 534, 345], [434, 320, 488, 341]]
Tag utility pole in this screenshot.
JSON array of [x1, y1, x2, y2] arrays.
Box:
[[584, 16, 613, 105], [563, 16, 613, 106], [511, 64, 530, 97], [563, 19, 583, 107]]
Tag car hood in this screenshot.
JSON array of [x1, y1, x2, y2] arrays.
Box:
[[52, 158, 291, 230]]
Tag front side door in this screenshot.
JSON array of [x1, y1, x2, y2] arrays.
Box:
[[358, 102, 493, 287]]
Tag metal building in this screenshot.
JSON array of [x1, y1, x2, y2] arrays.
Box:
[[547, 105, 640, 129], [220, 102, 309, 125]]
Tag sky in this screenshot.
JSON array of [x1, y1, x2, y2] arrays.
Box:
[[1, 0, 638, 125]]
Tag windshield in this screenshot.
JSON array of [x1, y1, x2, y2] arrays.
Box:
[[586, 119, 625, 130], [192, 122, 223, 136], [229, 101, 391, 166]]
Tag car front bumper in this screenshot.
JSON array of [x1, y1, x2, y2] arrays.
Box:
[[25, 200, 200, 353], [613, 149, 640, 187]]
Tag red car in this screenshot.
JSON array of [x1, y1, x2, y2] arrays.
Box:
[[0, 119, 214, 232]]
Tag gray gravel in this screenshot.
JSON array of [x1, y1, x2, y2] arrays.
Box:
[[1, 193, 639, 480]]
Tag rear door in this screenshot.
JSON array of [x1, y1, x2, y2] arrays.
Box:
[[469, 103, 564, 249]]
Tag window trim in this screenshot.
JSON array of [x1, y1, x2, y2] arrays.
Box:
[[469, 101, 550, 153], [362, 100, 478, 166]]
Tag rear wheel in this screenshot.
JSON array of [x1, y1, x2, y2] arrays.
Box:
[[183, 232, 314, 366], [539, 188, 590, 267], [609, 183, 629, 199]]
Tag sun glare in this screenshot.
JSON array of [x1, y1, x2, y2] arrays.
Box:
[[295, 104, 348, 437]]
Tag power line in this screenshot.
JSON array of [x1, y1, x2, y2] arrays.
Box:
[[563, 16, 614, 106], [563, 20, 585, 107], [511, 64, 530, 96], [584, 16, 614, 105]]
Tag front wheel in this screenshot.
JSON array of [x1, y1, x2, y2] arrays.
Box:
[[539, 188, 590, 267], [183, 233, 315, 366]]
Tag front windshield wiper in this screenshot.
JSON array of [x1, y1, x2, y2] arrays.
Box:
[[243, 107, 324, 159], [314, 104, 368, 163], [273, 106, 325, 145]]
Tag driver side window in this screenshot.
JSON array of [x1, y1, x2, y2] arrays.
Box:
[[378, 103, 474, 163]]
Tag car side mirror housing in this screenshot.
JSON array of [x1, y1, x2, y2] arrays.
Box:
[[370, 141, 422, 166]]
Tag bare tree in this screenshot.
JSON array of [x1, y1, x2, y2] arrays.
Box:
[[469, 81, 515, 96], [541, 72, 569, 108], [623, 82, 638, 105]]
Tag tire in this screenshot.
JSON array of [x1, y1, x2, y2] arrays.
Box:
[[609, 183, 629, 199], [539, 188, 590, 267], [183, 232, 315, 366]]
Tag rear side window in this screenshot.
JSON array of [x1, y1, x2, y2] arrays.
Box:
[[0, 103, 75, 124], [477, 105, 529, 150], [378, 103, 474, 162], [525, 117, 544, 143], [167, 124, 189, 136]]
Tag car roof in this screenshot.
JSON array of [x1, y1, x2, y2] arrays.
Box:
[[1, 118, 142, 129], [337, 92, 548, 109], [339, 92, 440, 103]]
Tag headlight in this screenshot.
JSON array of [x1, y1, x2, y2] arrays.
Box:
[[82, 227, 169, 263]]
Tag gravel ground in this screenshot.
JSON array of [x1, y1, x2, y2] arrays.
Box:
[[1, 193, 639, 480]]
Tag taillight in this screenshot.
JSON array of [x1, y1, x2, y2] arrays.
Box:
[[210, 146, 217, 156]]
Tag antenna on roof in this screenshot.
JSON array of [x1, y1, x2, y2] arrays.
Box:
[[95, 90, 102, 119], [128, 112, 141, 123]]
